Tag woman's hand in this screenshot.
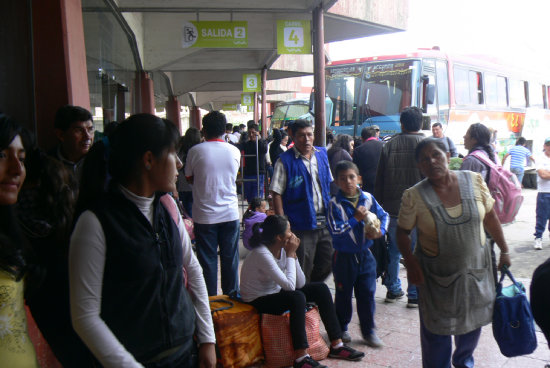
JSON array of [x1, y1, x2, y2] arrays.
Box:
[[284, 233, 300, 258], [404, 255, 425, 285], [497, 253, 511, 270], [199, 343, 216, 368]]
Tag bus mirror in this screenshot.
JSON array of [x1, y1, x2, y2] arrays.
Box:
[[309, 89, 315, 117], [426, 85, 435, 105], [422, 115, 432, 130]]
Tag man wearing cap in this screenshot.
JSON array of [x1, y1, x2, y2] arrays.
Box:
[[352, 125, 383, 194], [431, 122, 457, 157]]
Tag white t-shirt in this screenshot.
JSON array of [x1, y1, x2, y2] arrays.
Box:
[[240, 245, 306, 302], [537, 153, 550, 193], [185, 140, 241, 224]]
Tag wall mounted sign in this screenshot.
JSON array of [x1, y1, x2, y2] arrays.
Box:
[[243, 73, 261, 92], [182, 21, 248, 48], [241, 93, 254, 106], [277, 20, 311, 54]]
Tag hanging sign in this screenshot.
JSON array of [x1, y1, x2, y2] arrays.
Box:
[[277, 20, 311, 54], [182, 21, 248, 48], [241, 93, 254, 106], [243, 73, 261, 92], [222, 104, 239, 111]]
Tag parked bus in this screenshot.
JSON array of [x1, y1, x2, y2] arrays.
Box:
[[270, 97, 333, 132], [325, 48, 550, 156]]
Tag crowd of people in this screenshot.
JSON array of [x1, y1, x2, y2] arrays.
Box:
[[1, 103, 549, 368]]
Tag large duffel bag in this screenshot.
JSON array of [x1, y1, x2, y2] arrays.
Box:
[[209, 295, 264, 368]]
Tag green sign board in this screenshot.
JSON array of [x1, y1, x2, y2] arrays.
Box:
[[243, 73, 261, 92], [277, 20, 311, 54], [222, 104, 239, 111], [182, 21, 248, 48], [241, 93, 254, 106]]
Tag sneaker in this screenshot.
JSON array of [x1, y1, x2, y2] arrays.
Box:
[[385, 290, 405, 303], [328, 345, 365, 361], [293, 356, 327, 368], [341, 330, 352, 343], [407, 298, 419, 308], [364, 332, 385, 348], [534, 238, 543, 250]]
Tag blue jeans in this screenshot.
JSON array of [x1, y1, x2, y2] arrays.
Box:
[[534, 192, 550, 239], [194, 220, 240, 296], [420, 314, 481, 368], [384, 216, 417, 299], [244, 174, 264, 202], [332, 250, 377, 337], [510, 166, 524, 185]]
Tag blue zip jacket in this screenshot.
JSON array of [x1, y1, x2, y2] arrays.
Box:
[[328, 189, 389, 253]]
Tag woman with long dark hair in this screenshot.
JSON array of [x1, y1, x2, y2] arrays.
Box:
[[460, 122, 496, 182], [176, 127, 202, 216], [327, 134, 354, 196], [70, 114, 216, 367], [0, 114, 39, 367], [240, 215, 365, 368]]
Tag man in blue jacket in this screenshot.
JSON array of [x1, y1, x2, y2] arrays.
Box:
[[270, 120, 333, 282]]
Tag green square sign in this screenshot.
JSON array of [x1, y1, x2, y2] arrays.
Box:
[[243, 74, 261, 92], [277, 20, 311, 54], [241, 93, 254, 106]]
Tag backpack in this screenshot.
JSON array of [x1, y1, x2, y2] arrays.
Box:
[[470, 151, 523, 224]]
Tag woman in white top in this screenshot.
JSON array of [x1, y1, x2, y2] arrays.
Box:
[[240, 215, 364, 368], [69, 114, 216, 368]]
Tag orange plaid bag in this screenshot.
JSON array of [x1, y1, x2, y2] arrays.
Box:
[[260, 306, 329, 368], [209, 296, 264, 368]]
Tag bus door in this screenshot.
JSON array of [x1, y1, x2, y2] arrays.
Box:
[[421, 59, 438, 131]]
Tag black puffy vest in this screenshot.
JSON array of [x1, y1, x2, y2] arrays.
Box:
[[91, 191, 196, 362]]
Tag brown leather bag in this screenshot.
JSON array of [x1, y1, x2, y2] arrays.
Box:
[[209, 295, 264, 368]]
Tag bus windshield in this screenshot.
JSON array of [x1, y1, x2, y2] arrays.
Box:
[[326, 65, 363, 127], [360, 60, 417, 121]]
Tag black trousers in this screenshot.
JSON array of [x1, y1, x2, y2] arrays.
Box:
[[250, 282, 342, 350]]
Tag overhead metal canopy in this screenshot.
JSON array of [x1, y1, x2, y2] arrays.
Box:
[[82, 0, 408, 110]]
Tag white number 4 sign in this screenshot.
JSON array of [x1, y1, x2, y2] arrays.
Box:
[[284, 27, 304, 47]]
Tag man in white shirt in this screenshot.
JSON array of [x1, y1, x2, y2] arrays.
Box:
[[185, 111, 242, 295], [534, 138, 550, 250]]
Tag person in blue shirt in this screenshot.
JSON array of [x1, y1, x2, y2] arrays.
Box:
[[502, 137, 534, 184], [327, 161, 389, 348]]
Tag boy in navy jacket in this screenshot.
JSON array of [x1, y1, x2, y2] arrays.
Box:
[[328, 161, 389, 347]]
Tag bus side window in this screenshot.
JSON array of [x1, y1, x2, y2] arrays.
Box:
[[469, 71, 484, 105]]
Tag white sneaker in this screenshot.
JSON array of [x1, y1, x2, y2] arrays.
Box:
[[534, 238, 543, 250]]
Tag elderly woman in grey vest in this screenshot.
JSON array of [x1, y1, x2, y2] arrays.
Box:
[[395, 138, 511, 368]]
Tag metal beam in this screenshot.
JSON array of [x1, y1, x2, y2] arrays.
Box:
[[313, 3, 326, 146]]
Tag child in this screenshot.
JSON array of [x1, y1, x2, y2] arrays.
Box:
[[242, 197, 268, 250], [327, 161, 389, 347]]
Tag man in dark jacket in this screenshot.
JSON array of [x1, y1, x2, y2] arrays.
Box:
[[353, 125, 383, 194], [374, 107, 425, 307], [240, 123, 268, 202]]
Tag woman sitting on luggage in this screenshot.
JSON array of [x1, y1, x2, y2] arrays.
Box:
[[69, 114, 216, 368], [240, 215, 365, 368]]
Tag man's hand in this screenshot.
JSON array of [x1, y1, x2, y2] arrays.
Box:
[[199, 343, 216, 368], [353, 205, 368, 221]]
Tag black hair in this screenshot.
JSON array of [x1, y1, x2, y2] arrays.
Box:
[[414, 137, 448, 162], [104, 121, 119, 137], [225, 123, 233, 132], [54, 105, 93, 131], [361, 127, 376, 140], [466, 123, 496, 163], [0, 114, 28, 280], [247, 120, 256, 128], [400, 106, 423, 132], [249, 215, 289, 249], [76, 114, 179, 216], [248, 123, 259, 132], [328, 134, 353, 156], [516, 137, 526, 146], [290, 119, 312, 135], [243, 197, 266, 220], [326, 128, 335, 145], [232, 126, 240, 133], [432, 122, 442, 129], [334, 160, 359, 178], [202, 111, 227, 139], [180, 127, 201, 155]]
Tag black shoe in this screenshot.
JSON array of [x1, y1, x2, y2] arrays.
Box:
[[329, 345, 365, 361], [406, 298, 418, 308], [385, 290, 405, 303], [293, 356, 327, 368]]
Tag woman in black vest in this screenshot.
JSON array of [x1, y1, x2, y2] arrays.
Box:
[[70, 114, 216, 368]]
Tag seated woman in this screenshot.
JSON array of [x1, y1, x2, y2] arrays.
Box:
[[396, 138, 511, 368], [240, 215, 365, 368], [69, 114, 216, 368]]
